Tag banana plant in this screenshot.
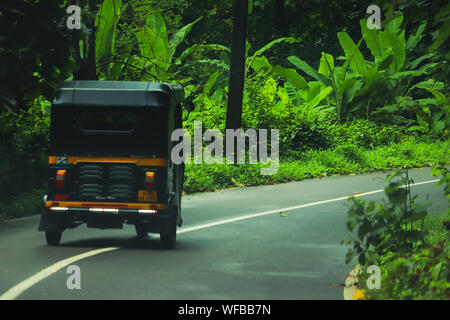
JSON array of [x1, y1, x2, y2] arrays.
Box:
[[196, 37, 298, 104], [286, 52, 364, 122], [204, 37, 298, 83], [134, 13, 204, 80], [406, 79, 449, 134], [95, 4, 210, 81], [336, 16, 439, 120], [95, 0, 122, 76]]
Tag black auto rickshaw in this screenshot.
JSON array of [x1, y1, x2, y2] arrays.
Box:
[[39, 81, 185, 249]]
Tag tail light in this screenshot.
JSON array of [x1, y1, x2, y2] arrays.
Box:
[[145, 171, 155, 190], [54, 194, 68, 201], [56, 170, 66, 188]]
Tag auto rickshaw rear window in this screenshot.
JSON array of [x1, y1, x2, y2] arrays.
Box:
[[79, 112, 136, 134]]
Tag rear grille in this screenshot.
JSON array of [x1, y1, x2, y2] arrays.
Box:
[[79, 183, 103, 199], [79, 164, 103, 179], [76, 163, 136, 201]]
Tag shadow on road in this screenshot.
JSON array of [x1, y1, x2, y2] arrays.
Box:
[[59, 235, 195, 251]]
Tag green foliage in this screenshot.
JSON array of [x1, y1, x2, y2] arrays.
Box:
[[343, 170, 431, 265], [95, 0, 122, 70], [364, 243, 450, 299], [0, 101, 50, 202], [0, 189, 45, 222], [283, 13, 448, 127], [0, 0, 74, 112], [326, 119, 404, 149], [345, 166, 450, 299]]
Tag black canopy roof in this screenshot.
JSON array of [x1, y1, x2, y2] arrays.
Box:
[[53, 81, 184, 107]]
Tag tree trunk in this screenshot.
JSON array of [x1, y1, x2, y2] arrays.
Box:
[[225, 0, 248, 130]]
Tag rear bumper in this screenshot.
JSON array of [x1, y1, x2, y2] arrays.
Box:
[[48, 206, 158, 216], [39, 205, 172, 233]]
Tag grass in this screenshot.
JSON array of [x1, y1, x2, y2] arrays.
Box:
[[184, 138, 450, 193], [424, 210, 450, 246]]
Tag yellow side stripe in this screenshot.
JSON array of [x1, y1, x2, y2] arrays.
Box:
[[46, 201, 167, 210], [48, 156, 167, 166]]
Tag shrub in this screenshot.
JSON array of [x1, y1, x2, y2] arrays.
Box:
[[364, 243, 450, 300], [345, 165, 450, 299], [343, 170, 430, 266], [334, 144, 365, 165], [327, 119, 405, 149], [0, 103, 49, 202]]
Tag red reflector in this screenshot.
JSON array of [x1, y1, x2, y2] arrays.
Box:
[[54, 194, 69, 201], [56, 170, 66, 188], [145, 171, 155, 189]]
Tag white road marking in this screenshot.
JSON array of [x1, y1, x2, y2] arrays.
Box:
[[0, 178, 439, 300], [178, 179, 439, 234], [0, 247, 118, 300]]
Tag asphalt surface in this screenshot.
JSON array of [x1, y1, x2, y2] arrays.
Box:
[[0, 167, 446, 300]]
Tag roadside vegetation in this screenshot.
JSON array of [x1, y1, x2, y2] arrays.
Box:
[[0, 0, 449, 224], [343, 166, 450, 299]]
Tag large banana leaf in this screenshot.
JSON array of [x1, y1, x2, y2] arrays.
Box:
[[377, 48, 394, 70], [168, 16, 202, 60], [387, 62, 438, 80], [287, 56, 331, 86], [305, 81, 322, 102], [175, 44, 230, 64], [413, 80, 447, 104], [318, 52, 334, 78], [360, 19, 389, 62], [245, 37, 297, 75], [308, 86, 332, 108], [340, 77, 363, 104], [381, 30, 405, 71], [353, 65, 382, 99], [252, 37, 297, 58], [337, 32, 368, 75], [136, 13, 170, 67], [272, 65, 308, 90], [251, 56, 272, 73], [95, 0, 122, 65]]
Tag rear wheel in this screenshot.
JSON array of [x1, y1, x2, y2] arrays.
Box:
[[160, 218, 177, 250], [45, 231, 62, 246]]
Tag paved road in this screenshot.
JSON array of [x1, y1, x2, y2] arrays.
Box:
[[0, 168, 446, 300]]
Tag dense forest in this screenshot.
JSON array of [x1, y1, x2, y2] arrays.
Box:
[[0, 0, 448, 213], [0, 0, 449, 300]]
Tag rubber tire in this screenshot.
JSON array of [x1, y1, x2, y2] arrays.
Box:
[[135, 224, 148, 238], [45, 231, 62, 246], [160, 219, 176, 250]]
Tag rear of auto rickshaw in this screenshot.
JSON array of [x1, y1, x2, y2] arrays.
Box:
[[39, 81, 185, 249]]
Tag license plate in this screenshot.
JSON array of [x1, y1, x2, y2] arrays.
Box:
[[138, 190, 157, 202]]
